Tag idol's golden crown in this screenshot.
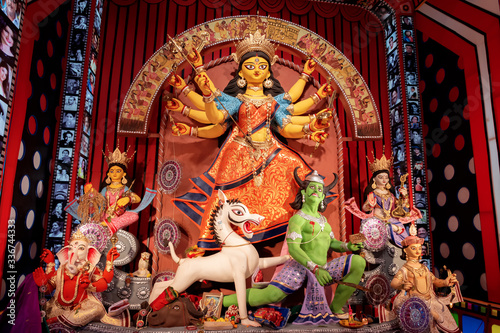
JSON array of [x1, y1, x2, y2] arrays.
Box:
[[232, 30, 279, 65], [367, 152, 393, 174], [69, 229, 90, 244], [105, 147, 134, 168]]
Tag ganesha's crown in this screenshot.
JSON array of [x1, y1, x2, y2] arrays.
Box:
[[69, 229, 90, 244], [104, 146, 134, 168], [367, 152, 393, 174], [232, 30, 278, 65]]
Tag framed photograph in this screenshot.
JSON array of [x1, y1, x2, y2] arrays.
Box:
[[51, 200, 65, 220], [76, 0, 88, 14], [55, 164, 70, 182], [408, 102, 419, 115], [393, 143, 405, 164], [406, 71, 417, 85], [407, 85, 418, 100], [54, 182, 69, 200], [58, 147, 73, 165], [375, 4, 390, 21], [389, 86, 401, 108], [61, 130, 74, 147], [386, 32, 397, 53], [402, 16, 413, 30], [393, 124, 404, 143], [62, 111, 77, 129], [72, 31, 85, 49], [0, 14, 18, 67], [384, 18, 395, 36], [48, 221, 64, 238], [410, 115, 420, 130], [1, 1, 21, 29], [201, 291, 223, 318], [85, 92, 93, 113], [66, 78, 80, 95], [77, 155, 87, 179], [74, 15, 87, 29], [415, 192, 426, 209], [69, 46, 84, 61], [68, 61, 82, 77], [64, 94, 78, 111], [80, 134, 89, 156], [387, 49, 398, 74]]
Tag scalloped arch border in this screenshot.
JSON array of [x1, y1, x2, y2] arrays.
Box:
[[117, 16, 383, 140]]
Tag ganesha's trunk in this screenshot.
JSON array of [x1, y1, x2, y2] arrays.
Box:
[[66, 253, 78, 274]]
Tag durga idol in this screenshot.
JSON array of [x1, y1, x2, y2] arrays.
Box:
[[167, 31, 336, 249]]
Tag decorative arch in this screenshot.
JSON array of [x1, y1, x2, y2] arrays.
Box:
[[117, 15, 383, 140]]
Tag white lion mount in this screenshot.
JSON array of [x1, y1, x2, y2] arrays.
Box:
[[150, 190, 291, 327]]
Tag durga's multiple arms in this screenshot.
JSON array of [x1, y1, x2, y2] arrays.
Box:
[[166, 49, 335, 139]]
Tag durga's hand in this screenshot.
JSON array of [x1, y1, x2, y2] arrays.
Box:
[[171, 123, 191, 136], [168, 73, 187, 90], [40, 248, 55, 264], [317, 83, 334, 99], [309, 131, 329, 144], [187, 49, 203, 67], [399, 187, 408, 197], [303, 58, 317, 75], [194, 73, 215, 96], [311, 109, 333, 131], [165, 98, 184, 113]]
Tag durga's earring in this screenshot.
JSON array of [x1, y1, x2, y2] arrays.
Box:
[[302, 194, 305, 203], [371, 182, 377, 189], [320, 201, 325, 210], [263, 77, 273, 89], [106, 176, 111, 184], [121, 177, 127, 185], [237, 76, 247, 88], [385, 183, 391, 189]]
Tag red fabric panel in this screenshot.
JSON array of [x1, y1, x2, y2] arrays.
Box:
[[429, 0, 500, 153], [416, 12, 500, 303], [0, 0, 68, 279]]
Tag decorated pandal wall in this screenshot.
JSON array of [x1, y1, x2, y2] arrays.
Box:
[[24, 10, 467, 331]]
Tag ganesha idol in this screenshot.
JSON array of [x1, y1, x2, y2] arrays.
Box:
[[65, 147, 156, 235], [33, 229, 130, 327], [344, 153, 422, 249]]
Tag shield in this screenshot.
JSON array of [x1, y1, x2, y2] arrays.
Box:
[[154, 218, 181, 255], [360, 217, 388, 251], [102, 229, 139, 266], [79, 223, 110, 252], [158, 160, 182, 194], [365, 274, 391, 305], [399, 296, 430, 333]]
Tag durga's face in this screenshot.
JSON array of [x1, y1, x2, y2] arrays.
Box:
[[239, 56, 270, 86]]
